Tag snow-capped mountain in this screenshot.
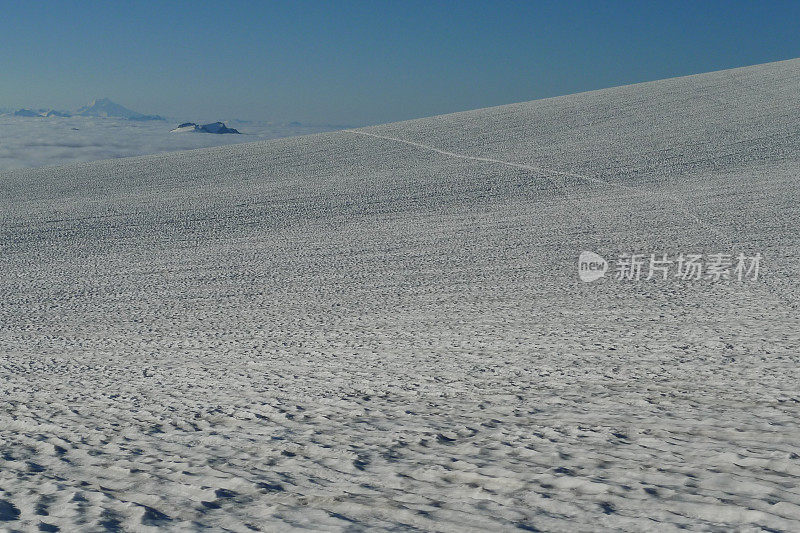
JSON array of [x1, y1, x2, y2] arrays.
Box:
[[1, 99, 161, 120], [75, 98, 164, 121], [170, 121, 240, 134]]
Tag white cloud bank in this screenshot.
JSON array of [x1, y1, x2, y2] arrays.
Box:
[[0, 116, 342, 171]]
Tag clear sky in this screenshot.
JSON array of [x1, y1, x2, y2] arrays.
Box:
[[2, 0, 799, 126]]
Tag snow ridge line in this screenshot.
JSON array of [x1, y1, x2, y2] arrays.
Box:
[[344, 129, 720, 238]]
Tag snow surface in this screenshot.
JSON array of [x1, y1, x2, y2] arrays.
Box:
[[1, 58, 799, 531]]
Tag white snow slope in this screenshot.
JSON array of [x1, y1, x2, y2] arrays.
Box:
[[1, 59, 799, 532]]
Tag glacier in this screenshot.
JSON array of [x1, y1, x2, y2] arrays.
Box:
[[0, 58, 799, 531]]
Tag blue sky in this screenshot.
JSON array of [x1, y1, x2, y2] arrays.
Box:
[[1, 1, 799, 125]]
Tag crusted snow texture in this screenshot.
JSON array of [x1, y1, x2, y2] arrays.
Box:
[[1, 58, 800, 531]]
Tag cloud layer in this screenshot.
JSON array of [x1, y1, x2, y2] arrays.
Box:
[[0, 117, 340, 171]]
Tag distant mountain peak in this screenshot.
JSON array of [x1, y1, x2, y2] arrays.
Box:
[[75, 98, 165, 121], [12, 108, 43, 117]]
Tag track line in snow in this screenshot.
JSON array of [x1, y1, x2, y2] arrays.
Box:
[[344, 129, 624, 254], [346, 129, 604, 184], [344, 129, 724, 240]]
